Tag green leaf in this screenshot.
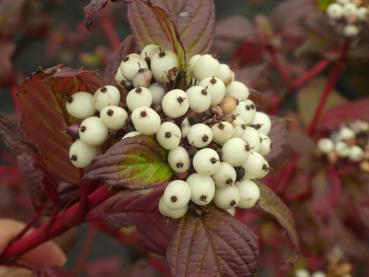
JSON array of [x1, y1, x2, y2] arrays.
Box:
[[167, 206, 259, 277], [297, 78, 346, 128], [257, 183, 300, 268], [18, 65, 103, 185], [85, 135, 173, 190], [317, 0, 335, 11]]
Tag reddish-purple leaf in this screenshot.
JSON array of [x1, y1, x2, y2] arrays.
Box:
[[0, 114, 37, 156], [103, 35, 138, 84], [167, 207, 259, 277], [267, 116, 288, 161], [17, 153, 46, 211], [104, 186, 173, 255], [85, 135, 172, 189], [18, 65, 103, 185], [84, 0, 109, 28], [33, 267, 76, 277], [318, 97, 369, 130], [257, 183, 299, 268], [127, 0, 215, 58]]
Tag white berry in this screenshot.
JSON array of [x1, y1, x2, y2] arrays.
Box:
[[232, 117, 247, 138], [163, 180, 191, 209], [259, 133, 272, 156], [252, 112, 272, 135], [69, 139, 97, 168], [120, 55, 148, 80], [162, 89, 189, 118], [115, 67, 127, 87], [187, 173, 215, 206], [327, 3, 344, 19], [233, 99, 256, 124], [156, 122, 181, 150], [242, 127, 261, 152], [193, 148, 220, 175], [66, 92, 95, 119], [140, 44, 160, 60], [159, 196, 188, 219], [131, 107, 161, 135], [343, 3, 358, 17], [149, 82, 166, 105], [335, 141, 350, 157], [358, 7, 369, 21], [100, 106, 128, 130], [168, 146, 191, 173], [226, 81, 249, 101], [122, 131, 141, 139], [199, 77, 226, 105], [343, 24, 360, 37], [317, 138, 334, 154], [213, 185, 240, 210], [242, 152, 269, 179], [186, 86, 212, 112], [181, 117, 191, 138], [217, 63, 234, 86], [132, 69, 152, 88], [150, 50, 179, 83], [349, 145, 364, 162], [295, 269, 310, 277], [192, 54, 220, 81], [212, 162, 237, 188], [337, 126, 355, 141], [222, 137, 250, 166], [126, 87, 152, 111], [79, 116, 108, 146], [211, 121, 234, 145], [93, 86, 121, 111], [187, 123, 213, 148], [188, 54, 201, 73], [236, 180, 260, 209]]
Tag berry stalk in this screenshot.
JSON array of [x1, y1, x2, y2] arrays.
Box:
[[0, 186, 114, 263]]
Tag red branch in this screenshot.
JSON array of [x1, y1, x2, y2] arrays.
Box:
[[292, 59, 330, 89], [267, 47, 294, 89], [100, 18, 121, 49], [0, 186, 114, 262]]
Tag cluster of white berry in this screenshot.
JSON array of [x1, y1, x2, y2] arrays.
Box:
[[65, 44, 272, 219], [326, 0, 369, 37], [317, 120, 369, 171], [295, 269, 329, 277]]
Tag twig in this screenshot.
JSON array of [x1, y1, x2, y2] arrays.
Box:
[[0, 186, 114, 263], [292, 59, 330, 89], [100, 18, 121, 49]]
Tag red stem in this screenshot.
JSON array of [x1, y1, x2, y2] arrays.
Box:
[[0, 186, 114, 262], [292, 59, 330, 89], [267, 47, 294, 89], [100, 18, 121, 49]]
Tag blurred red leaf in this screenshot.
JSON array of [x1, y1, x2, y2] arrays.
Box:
[[17, 153, 46, 211], [0, 114, 37, 156], [84, 0, 109, 28], [104, 186, 173, 255], [267, 116, 288, 161], [231, 41, 265, 67], [167, 207, 259, 277], [85, 136, 172, 190], [127, 0, 214, 58], [257, 183, 299, 268], [18, 65, 103, 185], [103, 35, 138, 84], [318, 97, 369, 130], [33, 267, 76, 277]]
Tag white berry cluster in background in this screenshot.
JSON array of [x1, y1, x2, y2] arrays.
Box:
[[65, 44, 273, 219], [294, 269, 329, 277], [317, 120, 369, 171], [326, 0, 369, 37]]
